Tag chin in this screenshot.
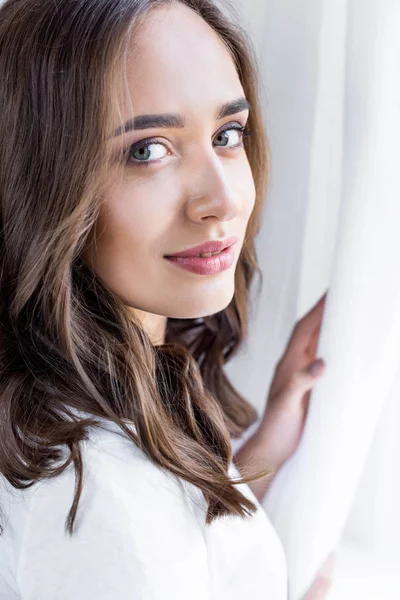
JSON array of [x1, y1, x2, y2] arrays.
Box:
[[165, 289, 235, 320]]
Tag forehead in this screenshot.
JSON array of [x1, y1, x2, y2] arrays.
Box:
[[115, 2, 244, 118]]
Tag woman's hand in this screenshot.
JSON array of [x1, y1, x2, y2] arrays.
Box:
[[255, 292, 336, 599], [302, 552, 336, 600], [257, 291, 328, 471]]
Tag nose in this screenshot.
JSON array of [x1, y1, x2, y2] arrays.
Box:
[[184, 150, 242, 223]]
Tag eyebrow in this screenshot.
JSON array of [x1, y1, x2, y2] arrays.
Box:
[[109, 97, 251, 138]]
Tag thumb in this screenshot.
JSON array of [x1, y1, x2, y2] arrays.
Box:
[[287, 359, 326, 396], [271, 359, 326, 414], [305, 358, 326, 379]]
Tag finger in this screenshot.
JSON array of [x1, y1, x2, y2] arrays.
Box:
[[302, 553, 336, 600], [271, 354, 326, 401], [296, 291, 327, 336], [283, 292, 328, 358], [271, 292, 328, 398], [281, 359, 326, 410], [291, 359, 325, 389], [306, 325, 321, 360]]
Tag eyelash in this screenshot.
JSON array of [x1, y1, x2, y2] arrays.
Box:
[[122, 123, 253, 168]]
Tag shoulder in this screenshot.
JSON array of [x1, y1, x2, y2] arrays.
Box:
[[0, 419, 211, 599], [30, 419, 209, 533], [33, 410, 209, 525]]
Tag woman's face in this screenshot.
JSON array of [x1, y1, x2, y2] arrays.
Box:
[[84, 1, 256, 320]]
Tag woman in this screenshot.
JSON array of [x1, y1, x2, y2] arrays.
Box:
[[0, 0, 334, 598]]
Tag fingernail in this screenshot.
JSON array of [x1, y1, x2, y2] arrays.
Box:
[[307, 358, 325, 377]]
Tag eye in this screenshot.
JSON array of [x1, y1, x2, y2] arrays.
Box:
[[213, 126, 245, 148], [126, 141, 169, 166]]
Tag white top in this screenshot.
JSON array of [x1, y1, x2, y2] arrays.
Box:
[[0, 412, 288, 599]]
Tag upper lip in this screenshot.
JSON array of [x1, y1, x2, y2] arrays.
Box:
[[165, 235, 238, 258]]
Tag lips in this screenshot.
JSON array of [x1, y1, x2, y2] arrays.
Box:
[[164, 245, 236, 275], [164, 235, 238, 258]]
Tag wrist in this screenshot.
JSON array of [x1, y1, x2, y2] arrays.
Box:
[[253, 411, 286, 472]]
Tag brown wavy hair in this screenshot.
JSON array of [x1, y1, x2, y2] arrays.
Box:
[[0, 0, 274, 536]]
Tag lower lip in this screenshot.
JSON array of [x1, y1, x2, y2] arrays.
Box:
[[164, 245, 236, 275]]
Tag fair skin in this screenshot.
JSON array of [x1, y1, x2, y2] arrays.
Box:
[[83, 2, 335, 597]]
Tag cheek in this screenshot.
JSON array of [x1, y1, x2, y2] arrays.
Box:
[[230, 158, 256, 216], [246, 171, 257, 215], [100, 177, 178, 254], [84, 178, 177, 302]]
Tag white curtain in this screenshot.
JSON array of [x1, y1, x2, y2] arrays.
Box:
[[227, 0, 400, 598]]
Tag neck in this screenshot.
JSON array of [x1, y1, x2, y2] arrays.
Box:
[[130, 308, 167, 346]]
